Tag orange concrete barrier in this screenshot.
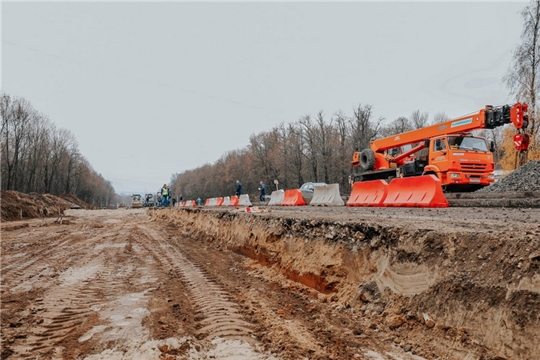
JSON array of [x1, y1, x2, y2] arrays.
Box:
[[346, 180, 389, 207], [216, 197, 224, 206], [282, 189, 306, 206], [382, 175, 449, 208], [230, 195, 239, 206], [205, 199, 210, 206]]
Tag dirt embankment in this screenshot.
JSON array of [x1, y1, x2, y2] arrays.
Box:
[[152, 207, 540, 360], [0, 191, 96, 221]]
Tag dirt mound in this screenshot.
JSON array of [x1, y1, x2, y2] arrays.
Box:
[[0, 190, 85, 221], [479, 160, 540, 192], [58, 193, 97, 210]]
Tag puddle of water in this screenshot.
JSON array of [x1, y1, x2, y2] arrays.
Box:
[[198, 338, 279, 360], [58, 264, 101, 286]]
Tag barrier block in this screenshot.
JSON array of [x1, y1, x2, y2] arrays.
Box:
[[268, 190, 284, 206], [282, 189, 306, 206], [238, 194, 252, 206], [204, 199, 210, 206], [216, 197, 224, 206], [191, 200, 197, 207], [382, 175, 449, 208], [230, 195, 239, 206], [222, 196, 231, 206], [347, 180, 389, 207], [310, 184, 344, 206]]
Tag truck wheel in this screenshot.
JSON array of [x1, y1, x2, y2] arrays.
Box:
[[360, 149, 376, 171]]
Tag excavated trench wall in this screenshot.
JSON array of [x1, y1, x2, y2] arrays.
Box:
[[151, 208, 539, 360]]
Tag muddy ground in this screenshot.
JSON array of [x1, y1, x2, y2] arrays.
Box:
[[1, 203, 539, 359]]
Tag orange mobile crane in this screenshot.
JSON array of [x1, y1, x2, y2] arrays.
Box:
[[351, 103, 529, 192]]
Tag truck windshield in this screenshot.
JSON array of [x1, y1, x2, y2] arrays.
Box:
[[447, 136, 488, 152]]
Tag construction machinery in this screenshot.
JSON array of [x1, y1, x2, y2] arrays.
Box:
[[144, 194, 155, 207], [131, 194, 142, 209], [347, 103, 529, 207], [348, 103, 529, 207]]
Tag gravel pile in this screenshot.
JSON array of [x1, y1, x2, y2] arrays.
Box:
[[478, 160, 540, 192]]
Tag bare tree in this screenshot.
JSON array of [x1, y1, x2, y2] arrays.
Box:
[[504, 0, 540, 162], [382, 116, 413, 137], [409, 110, 429, 129], [349, 104, 382, 152], [1, 95, 34, 190], [432, 112, 450, 125], [299, 115, 319, 181], [1, 92, 117, 204]]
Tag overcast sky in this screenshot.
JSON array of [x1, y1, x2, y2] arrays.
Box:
[[2, 1, 528, 194]]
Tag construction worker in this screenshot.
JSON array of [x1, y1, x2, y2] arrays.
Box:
[[235, 180, 243, 196], [161, 184, 170, 207], [258, 181, 267, 202]]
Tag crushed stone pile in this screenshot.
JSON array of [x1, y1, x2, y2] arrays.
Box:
[[478, 160, 540, 192]]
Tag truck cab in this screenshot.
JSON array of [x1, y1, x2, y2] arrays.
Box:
[[418, 134, 495, 191]]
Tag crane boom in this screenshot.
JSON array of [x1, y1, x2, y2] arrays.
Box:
[[370, 103, 528, 153]]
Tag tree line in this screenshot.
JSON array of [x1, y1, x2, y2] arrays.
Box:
[[1, 93, 116, 207], [170, 105, 451, 200]]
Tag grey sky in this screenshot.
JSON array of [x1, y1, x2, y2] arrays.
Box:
[[2, 1, 527, 194]]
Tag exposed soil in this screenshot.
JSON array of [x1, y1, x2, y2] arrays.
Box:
[[0, 190, 97, 221], [1, 192, 539, 359]]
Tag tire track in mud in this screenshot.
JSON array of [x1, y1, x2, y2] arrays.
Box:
[[0, 229, 75, 289], [2, 218, 155, 359], [138, 225, 257, 344]]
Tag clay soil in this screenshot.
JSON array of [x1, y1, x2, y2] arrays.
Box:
[[1, 197, 540, 359]]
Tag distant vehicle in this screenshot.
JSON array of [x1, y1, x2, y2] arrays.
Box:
[[300, 182, 327, 204], [131, 194, 142, 208], [144, 194, 155, 207]]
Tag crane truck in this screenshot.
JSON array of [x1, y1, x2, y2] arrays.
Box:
[[351, 103, 529, 192]]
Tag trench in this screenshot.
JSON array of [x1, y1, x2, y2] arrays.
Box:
[[231, 244, 337, 294], [150, 207, 540, 360]]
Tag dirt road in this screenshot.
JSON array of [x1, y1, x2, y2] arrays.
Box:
[[2, 206, 539, 359], [2, 208, 425, 360]]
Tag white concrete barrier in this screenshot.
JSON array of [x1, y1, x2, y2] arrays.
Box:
[[238, 194, 252, 206], [268, 190, 284, 206], [222, 196, 231, 206], [208, 198, 217, 206], [310, 184, 344, 206]]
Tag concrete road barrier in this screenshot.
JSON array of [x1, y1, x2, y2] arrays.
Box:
[[310, 184, 344, 206], [268, 190, 284, 206], [238, 194, 252, 206]]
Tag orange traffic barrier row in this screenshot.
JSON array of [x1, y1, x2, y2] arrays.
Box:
[[347, 175, 448, 208], [383, 175, 448, 208], [346, 179, 388, 207], [281, 189, 306, 206]]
